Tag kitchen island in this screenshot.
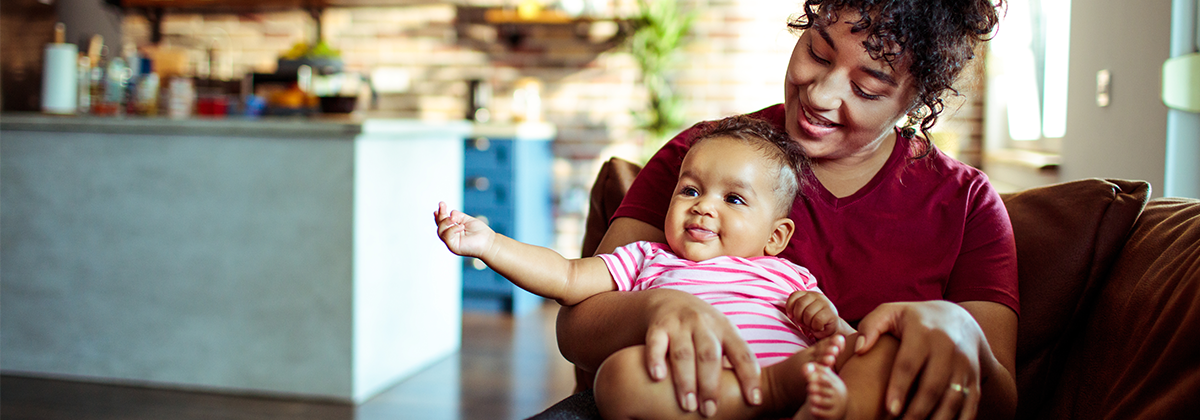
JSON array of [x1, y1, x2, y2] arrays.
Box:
[[0, 113, 472, 403]]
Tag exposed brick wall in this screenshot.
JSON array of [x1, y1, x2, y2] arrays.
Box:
[[119, 0, 985, 256]]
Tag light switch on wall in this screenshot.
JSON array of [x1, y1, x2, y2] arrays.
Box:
[[1096, 69, 1112, 107]]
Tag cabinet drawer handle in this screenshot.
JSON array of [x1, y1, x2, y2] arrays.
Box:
[[468, 176, 490, 191], [472, 137, 490, 151], [471, 258, 488, 270]]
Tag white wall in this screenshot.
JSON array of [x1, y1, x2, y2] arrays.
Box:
[[1060, 0, 1175, 197]]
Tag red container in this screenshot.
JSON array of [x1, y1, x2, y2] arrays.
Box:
[[197, 95, 228, 116]]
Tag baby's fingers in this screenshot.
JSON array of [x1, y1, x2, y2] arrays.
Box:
[[810, 310, 838, 338], [434, 202, 464, 226], [786, 291, 816, 323], [434, 202, 447, 223]]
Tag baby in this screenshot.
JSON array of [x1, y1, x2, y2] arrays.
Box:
[[436, 115, 855, 420]]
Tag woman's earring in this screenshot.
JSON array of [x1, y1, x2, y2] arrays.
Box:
[[901, 112, 921, 138]]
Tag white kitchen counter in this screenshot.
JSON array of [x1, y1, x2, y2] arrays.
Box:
[[0, 113, 472, 403]]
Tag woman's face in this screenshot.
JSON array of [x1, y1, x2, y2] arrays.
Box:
[[784, 15, 918, 162]]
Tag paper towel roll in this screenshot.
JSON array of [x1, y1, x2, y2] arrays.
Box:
[[41, 43, 79, 115]]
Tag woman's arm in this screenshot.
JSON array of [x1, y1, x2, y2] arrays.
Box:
[[960, 301, 1018, 420], [556, 217, 765, 412], [853, 300, 1017, 420]]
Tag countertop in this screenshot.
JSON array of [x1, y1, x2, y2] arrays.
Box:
[[0, 113, 555, 140]]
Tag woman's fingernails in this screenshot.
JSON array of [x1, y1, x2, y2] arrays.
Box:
[[855, 335, 865, 352], [889, 399, 902, 416], [702, 400, 717, 417], [652, 364, 666, 380], [753, 388, 763, 405], [686, 393, 698, 411]]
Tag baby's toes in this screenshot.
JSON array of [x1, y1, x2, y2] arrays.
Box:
[[808, 335, 844, 367], [804, 363, 848, 420]]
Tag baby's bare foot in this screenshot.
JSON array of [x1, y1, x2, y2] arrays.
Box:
[[763, 335, 848, 416], [808, 334, 844, 368], [794, 362, 848, 420]]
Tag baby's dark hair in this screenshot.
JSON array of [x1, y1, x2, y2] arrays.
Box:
[[789, 0, 1004, 157], [690, 115, 809, 217]]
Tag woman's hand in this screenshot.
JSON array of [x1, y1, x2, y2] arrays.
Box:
[[854, 301, 994, 420], [643, 289, 763, 417]]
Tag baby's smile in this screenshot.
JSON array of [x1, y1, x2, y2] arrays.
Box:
[[684, 223, 718, 241]]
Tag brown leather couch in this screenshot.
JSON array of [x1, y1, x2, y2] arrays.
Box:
[[571, 157, 1200, 419]]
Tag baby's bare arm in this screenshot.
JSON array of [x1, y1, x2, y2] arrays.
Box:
[[486, 234, 615, 305], [435, 202, 614, 305]]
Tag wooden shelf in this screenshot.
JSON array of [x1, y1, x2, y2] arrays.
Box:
[[120, 0, 434, 10], [455, 6, 631, 67], [121, 0, 323, 11], [482, 8, 575, 25]]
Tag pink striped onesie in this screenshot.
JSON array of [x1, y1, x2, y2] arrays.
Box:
[[598, 241, 824, 367]]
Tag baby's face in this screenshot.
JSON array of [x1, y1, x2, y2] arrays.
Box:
[[664, 136, 788, 261]]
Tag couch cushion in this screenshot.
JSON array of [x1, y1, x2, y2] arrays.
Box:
[[1000, 179, 1149, 418], [1048, 197, 1200, 418]]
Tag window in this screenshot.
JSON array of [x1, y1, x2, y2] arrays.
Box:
[[985, 0, 1072, 150]]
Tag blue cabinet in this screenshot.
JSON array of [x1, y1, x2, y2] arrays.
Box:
[[462, 124, 555, 314]]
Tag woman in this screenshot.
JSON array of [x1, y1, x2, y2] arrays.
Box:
[[555, 0, 1018, 419]]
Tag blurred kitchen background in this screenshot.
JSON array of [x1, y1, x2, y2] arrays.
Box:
[[2, 0, 1197, 419], [0, 0, 990, 263]]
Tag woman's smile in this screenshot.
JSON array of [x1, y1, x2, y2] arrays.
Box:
[[798, 103, 841, 138]]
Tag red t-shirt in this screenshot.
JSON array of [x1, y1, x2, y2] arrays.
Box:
[[612, 104, 1019, 321]]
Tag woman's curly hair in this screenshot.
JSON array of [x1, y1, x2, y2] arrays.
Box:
[[789, 0, 1004, 157]]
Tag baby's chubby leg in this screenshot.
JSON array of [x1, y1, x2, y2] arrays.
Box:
[[593, 337, 846, 420], [594, 345, 733, 420]]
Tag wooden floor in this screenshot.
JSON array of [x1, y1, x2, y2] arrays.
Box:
[[1, 304, 577, 420]]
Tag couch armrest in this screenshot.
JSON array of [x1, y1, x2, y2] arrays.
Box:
[[1047, 197, 1200, 418], [580, 157, 642, 258], [1000, 178, 1149, 418]]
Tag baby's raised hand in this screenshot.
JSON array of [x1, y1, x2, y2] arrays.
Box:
[[786, 290, 854, 340], [434, 201, 495, 258]]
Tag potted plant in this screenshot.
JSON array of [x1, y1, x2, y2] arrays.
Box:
[[627, 0, 695, 159]]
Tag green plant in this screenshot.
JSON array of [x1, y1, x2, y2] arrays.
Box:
[[628, 0, 695, 157]]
